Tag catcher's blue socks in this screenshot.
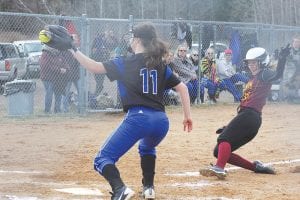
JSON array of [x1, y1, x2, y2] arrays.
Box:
[[110, 186, 135, 200], [254, 161, 276, 174], [142, 185, 155, 199], [200, 165, 227, 180]]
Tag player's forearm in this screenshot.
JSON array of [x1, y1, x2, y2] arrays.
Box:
[[274, 56, 287, 80], [71, 50, 107, 74], [175, 82, 191, 119], [267, 56, 287, 82]]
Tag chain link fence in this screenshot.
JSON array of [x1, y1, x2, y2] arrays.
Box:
[[0, 12, 299, 117]]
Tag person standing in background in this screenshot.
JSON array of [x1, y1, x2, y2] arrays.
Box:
[[59, 18, 81, 112], [62, 26, 80, 112], [91, 30, 118, 96], [62, 50, 80, 112], [40, 46, 70, 113], [281, 34, 300, 103]]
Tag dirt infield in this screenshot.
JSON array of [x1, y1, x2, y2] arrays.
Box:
[[0, 103, 299, 200]]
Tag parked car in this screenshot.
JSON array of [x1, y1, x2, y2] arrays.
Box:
[[13, 40, 42, 78], [0, 43, 26, 91]]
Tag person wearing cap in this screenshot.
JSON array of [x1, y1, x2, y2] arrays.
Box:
[[216, 48, 249, 102], [46, 23, 193, 200]]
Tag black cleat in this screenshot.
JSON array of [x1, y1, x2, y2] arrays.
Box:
[[254, 160, 276, 174], [110, 186, 135, 200]]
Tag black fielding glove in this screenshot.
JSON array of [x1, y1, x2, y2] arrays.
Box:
[[39, 25, 77, 52], [278, 44, 291, 60]]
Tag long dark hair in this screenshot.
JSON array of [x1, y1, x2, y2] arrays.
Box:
[[133, 23, 168, 69]]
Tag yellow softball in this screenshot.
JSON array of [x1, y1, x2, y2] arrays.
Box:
[[39, 30, 51, 43]]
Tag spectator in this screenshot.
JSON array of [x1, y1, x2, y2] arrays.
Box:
[[62, 50, 80, 112], [171, 44, 198, 103], [189, 49, 202, 103], [104, 30, 119, 55], [189, 49, 200, 75], [200, 48, 218, 103], [60, 18, 81, 112], [40, 45, 70, 113], [216, 49, 249, 102], [91, 30, 118, 96], [58, 16, 80, 47], [163, 51, 180, 105], [281, 34, 300, 103], [91, 32, 107, 97], [170, 19, 192, 50], [116, 32, 134, 58]]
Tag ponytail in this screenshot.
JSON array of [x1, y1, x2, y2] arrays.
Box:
[[143, 38, 167, 69], [133, 23, 168, 69]]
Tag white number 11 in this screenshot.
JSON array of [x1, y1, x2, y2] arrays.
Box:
[[140, 68, 157, 94]]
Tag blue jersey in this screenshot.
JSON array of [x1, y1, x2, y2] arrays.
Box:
[[103, 53, 181, 112]]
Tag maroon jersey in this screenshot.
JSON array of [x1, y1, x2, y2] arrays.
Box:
[[240, 74, 272, 113], [240, 53, 288, 113]]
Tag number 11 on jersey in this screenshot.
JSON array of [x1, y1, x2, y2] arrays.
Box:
[[140, 68, 157, 94]]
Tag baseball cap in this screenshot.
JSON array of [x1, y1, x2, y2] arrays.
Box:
[[224, 49, 232, 54]]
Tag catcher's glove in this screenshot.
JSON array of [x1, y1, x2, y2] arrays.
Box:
[[39, 25, 77, 51]]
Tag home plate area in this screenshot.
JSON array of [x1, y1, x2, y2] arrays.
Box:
[[0, 159, 299, 199]]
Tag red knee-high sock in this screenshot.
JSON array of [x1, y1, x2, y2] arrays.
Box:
[[216, 141, 231, 169], [227, 153, 255, 171]]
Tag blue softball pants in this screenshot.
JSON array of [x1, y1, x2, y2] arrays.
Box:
[[94, 106, 169, 174], [186, 79, 198, 103], [218, 73, 249, 101], [200, 77, 218, 97]]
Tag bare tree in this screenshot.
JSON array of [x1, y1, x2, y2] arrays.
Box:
[[0, 0, 298, 26]]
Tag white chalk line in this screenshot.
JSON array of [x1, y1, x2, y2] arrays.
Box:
[[0, 170, 45, 174], [170, 180, 214, 188], [54, 188, 104, 196], [1, 158, 299, 199], [170, 197, 241, 200], [2, 195, 39, 200], [165, 158, 300, 177]]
